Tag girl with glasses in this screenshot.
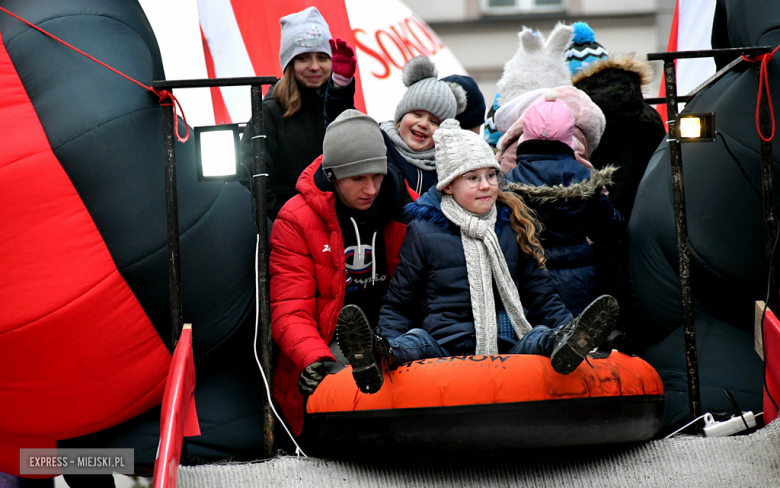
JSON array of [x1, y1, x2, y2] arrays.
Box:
[[335, 119, 619, 394]]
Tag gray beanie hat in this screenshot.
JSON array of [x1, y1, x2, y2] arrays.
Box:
[[279, 7, 332, 71], [322, 110, 388, 181], [394, 57, 467, 124], [434, 119, 501, 191]]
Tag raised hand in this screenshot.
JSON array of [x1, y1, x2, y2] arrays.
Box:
[[329, 37, 357, 81]]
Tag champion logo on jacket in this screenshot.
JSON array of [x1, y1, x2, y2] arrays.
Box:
[[345, 244, 373, 273], [345, 244, 388, 290]]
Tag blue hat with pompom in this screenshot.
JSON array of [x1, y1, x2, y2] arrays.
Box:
[[565, 22, 608, 75]]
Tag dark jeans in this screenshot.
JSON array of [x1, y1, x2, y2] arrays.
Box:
[[388, 325, 556, 365]]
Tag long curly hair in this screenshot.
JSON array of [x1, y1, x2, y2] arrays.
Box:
[[497, 190, 546, 268], [272, 64, 302, 118]]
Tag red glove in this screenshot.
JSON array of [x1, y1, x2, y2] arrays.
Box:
[[329, 37, 356, 80]]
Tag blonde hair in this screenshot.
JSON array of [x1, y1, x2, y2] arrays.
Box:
[[497, 191, 546, 268], [273, 64, 302, 118]]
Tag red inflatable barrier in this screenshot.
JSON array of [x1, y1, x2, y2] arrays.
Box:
[[0, 21, 170, 478], [763, 309, 780, 424]]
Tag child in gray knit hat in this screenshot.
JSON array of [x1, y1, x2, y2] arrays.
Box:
[[323, 55, 469, 197], [376, 56, 468, 197], [336, 118, 621, 394]]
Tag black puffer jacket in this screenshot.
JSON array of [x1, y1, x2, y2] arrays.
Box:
[[378, 187, 572, 355], [573, 54, 666, 222], [241, 78, 354, 219]]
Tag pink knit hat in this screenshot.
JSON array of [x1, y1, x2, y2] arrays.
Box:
[[519, 92, 576, 151]]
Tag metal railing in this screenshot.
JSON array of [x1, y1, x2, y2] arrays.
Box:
[[153, 76, 277, 457], [645, 46, 774, 424]]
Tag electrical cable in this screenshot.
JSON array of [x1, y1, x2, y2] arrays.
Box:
[[723, 388, 750, 431], [253, 235, 307, 457], [663, 413, 709, 439]]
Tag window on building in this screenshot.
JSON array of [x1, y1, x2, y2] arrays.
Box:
[[484, 0, 564, 11]]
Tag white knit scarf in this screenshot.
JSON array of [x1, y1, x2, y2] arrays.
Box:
[[380, 121, 437, 171], [440, 195, 533, 354]]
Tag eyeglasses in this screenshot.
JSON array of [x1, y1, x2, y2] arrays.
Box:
[[461, 170, 506, 188]]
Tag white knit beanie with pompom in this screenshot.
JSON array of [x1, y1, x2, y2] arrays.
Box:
[[434, 119, 502, 191], [394, 57, 468, 123]]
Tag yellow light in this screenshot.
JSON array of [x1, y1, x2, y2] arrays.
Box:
[[680, 117, 702, 138]]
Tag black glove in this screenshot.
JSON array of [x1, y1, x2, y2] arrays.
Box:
[[297, 360, 345, 396]]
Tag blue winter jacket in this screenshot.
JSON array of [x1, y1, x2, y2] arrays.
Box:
[[506, 141, 624, 315], [378, 187, 573, 355]]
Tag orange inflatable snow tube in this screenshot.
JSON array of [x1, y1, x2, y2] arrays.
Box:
[[303, 352, 664, 455]]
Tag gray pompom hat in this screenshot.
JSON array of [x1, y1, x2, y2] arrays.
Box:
[[279, 7, 332, 71], [322, 110, 388, 181], [394, 57, 468, 124], [434, 119, 501, 191]]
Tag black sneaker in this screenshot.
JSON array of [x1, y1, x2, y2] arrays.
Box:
[[336, 305, 384, 394], [550, 295, 619, 375]]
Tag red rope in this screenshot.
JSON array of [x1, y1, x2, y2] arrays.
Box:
[[0, 6, 189, 142], [743, 45, 780, 143]]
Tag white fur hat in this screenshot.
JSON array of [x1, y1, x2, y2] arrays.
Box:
[[496, 23, 574, 105], [434, 119, 501, 191]]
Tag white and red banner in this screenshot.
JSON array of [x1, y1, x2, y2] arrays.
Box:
[[198, 0, 466, 125], [140, 0, 466, 127], [657, 0, 717, 123], [343, 0, 466, 122]]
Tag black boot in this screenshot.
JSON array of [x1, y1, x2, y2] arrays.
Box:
[[550, 295, 619, 375], [588, 329, 634, 359], [335, 305, 392, 394]]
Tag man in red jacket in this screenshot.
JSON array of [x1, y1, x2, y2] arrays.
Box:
[[269, 109, 407, 436]]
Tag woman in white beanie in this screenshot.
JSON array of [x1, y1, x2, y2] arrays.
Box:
[[240, 7, 359, 219], [336, 119, 619, 394]]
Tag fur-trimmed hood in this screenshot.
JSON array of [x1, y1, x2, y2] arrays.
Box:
[[571, 53, 654, 87], [508, 165, 617, 203], [572, 53, 656, 120]]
